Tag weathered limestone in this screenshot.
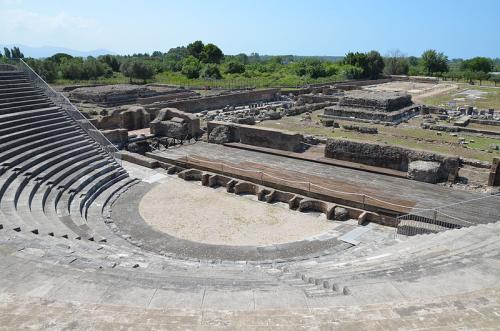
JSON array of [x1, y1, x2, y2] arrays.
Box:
[[298, 198, 335, 220], [207, 121, 304, 152], [323, 90, 420, 124], [177, 169, 203, 181], [208, 125, 233, 144], [233, 182, 270, 201], [120, 106, 151, 130], [408, 161, 441, 183], [101, 128, 128, 147], [325, 139, 460, 183], [120, 151, 159, 169], [150, 108, 201, 139], [488, 158, 500, 186]]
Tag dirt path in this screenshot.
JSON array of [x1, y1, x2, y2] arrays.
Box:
[[412, 83, 459, 103]]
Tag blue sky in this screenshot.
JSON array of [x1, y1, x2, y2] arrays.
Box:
[[1, 0, 499, 58]]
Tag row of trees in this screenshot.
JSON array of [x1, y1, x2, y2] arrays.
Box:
[[1, 43, 498, 85]]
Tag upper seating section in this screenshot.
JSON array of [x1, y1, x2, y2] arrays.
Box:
[[0, 66, 132, 242]]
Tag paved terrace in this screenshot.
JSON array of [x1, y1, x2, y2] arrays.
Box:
[[153, 142, 500, 225]]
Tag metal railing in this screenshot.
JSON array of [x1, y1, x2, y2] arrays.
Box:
[[11, 58, 122, 166], [395, 193, 500, 237]]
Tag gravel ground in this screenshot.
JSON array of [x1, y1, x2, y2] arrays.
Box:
[[138, 177, 337, 246]]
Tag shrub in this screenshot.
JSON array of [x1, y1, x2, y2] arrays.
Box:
[[200, 64, 222, 79], [181, 56, 202, 79]]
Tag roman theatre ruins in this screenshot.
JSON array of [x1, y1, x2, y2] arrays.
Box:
[[0, 62, 499, 329]]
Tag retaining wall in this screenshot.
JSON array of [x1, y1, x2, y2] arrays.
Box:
[[325, 139, 460, 182], [207, 121, 304, 152], [155, 89, 280, 113]]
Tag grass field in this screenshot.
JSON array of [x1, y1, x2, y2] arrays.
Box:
[[420, 84, 500, 110], [53, 71, 340, 89], [257, 110, 500, 162]]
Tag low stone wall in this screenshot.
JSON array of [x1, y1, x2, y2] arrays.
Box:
[[488, 158, 500, 186], [207, 121, 304, 152], [325, 139, 460, 183], [323, 104, 420, 124], [470, 118, 500, 127], [158, 89, 280, 113], [150, 107, 201, 139]]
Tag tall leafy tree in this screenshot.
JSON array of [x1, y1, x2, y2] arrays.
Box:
[[365, 50, 385, 79], [10, 47, 24, 58], [3, 47, 11, 59], [421, 49, 449, 75], [460, 57, 493, 73], [187, 40, 204, 60], [384, 50, 409, 75], [201, 43, 224, 64], [181, 56, 202, 78]]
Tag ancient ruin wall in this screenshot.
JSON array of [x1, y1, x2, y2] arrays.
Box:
[[159, 89, 280, 113], [338, 90, 413, 112], [325, 139, 460, 182], [207, 121, 304, 152]]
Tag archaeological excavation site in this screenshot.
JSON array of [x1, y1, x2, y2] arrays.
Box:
[[0, 57, 499, 329]]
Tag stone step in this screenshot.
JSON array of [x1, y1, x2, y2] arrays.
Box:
[[0, 130, 84, 165], [53, 160, 119, 216], [0, 106, 61, 122], [0, 111, 66, 131], [16, 150, 104, 210], [0, 116, 70, 137], [0, 90, 43, 100], [0, 125, 78, 153], [0, 82, 32, 90], [85, 177, 139, 246], [72, 167, 126, 218], [0, 77, 29, 86], [0, 121, 74, 145], [0, 140, 93, 202], [51, 159, 117, 211], [0, 97, 49, 110], [0, 93, 45, 104], [0, 73, 27, 80], [0, 101, 54, 115], [82, 172, 130, 220]]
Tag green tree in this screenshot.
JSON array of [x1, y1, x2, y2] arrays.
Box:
[[181, 56, 202, 78], [340, 64, 364, 79], [460, 57, 493, 73], [60, 58, 84, 80], [49, 53, 73, 64], [10, 47, 24, 58], [200, 64, 222, 79], [99, 55, 121, 72], [201, 43, 224, 64], [344, 51, 384, 79], [163, 46, 189, 71], [224, 60, 245, 74], [120, 61, 154, 83], [3, 47, 11, 59], [234, 53, 249, 65], [421, 49, 448, 75], [187, 40, 204, 60], [384, 50, 409, 75], [25, 58, 58, 82], [365, 50, 385, 79]]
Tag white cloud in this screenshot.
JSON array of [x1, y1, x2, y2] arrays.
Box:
[[0, 9, 97, 34], [0, 8, 102, 50]]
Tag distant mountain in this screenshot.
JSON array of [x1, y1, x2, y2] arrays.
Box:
[[0, 44, 116, 59]]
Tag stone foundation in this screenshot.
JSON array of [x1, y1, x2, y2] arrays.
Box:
[[207, 121, 304, 152], [150, 108, 201, 139], [325, 139, 460, 183]]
